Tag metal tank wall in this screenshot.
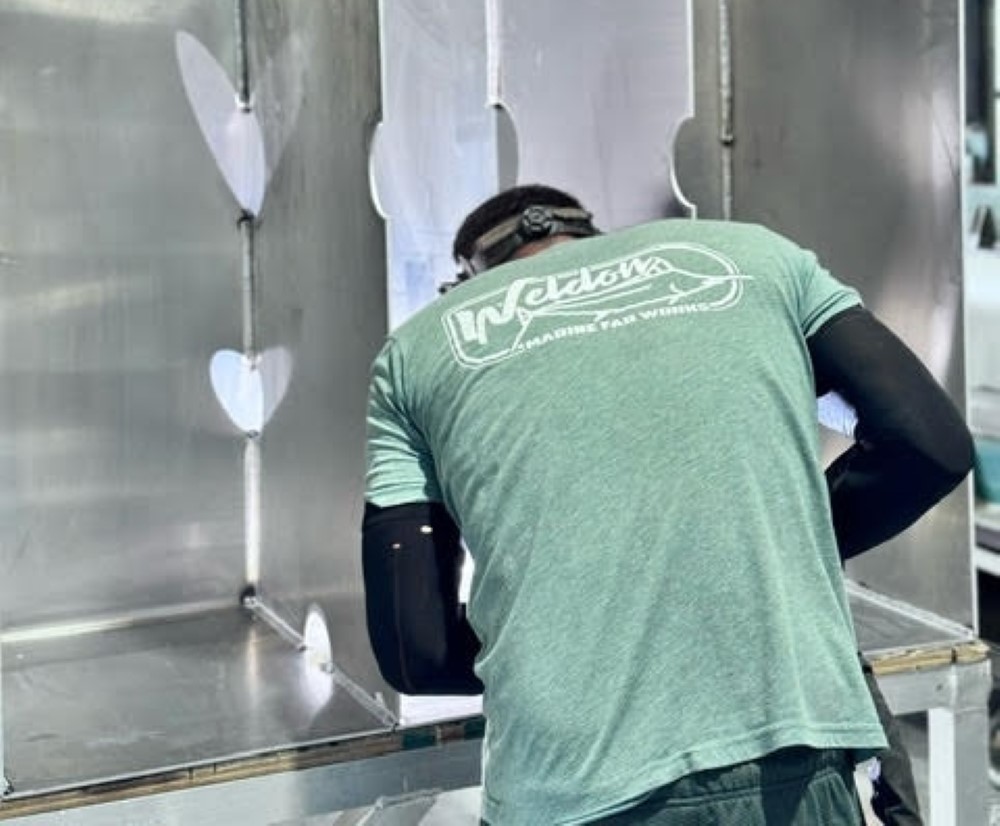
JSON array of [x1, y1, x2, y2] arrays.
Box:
[[678, 0, 973, 627], [246, 0, 391, 709], [0, 1, 246, 631], [0, 0, 386, 666], [0, 0, 391, 794]]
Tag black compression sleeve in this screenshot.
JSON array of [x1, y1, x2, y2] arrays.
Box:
[[808, 307, 974, 560], [362, 501, 483, 695]]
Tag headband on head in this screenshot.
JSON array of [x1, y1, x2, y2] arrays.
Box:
[[440, 205, 599, 293]]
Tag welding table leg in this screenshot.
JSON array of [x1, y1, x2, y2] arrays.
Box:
[[877, 655, 992, 826]]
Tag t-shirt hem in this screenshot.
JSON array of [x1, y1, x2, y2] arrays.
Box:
[[480, 722, 887, 826], [365, 486, 440, 509], [802, 293, 862, 339]]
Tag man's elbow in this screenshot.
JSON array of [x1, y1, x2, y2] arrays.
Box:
[[374, 651, 438, 695], [371, 648, 414, 694], [371, 637, 479, 695], [906, 424, 975, 505], [927, 424, 976, 493]]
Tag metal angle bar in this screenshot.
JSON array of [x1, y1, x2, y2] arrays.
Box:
[[717, 0, 734, 220], [235, 0, 260, 595], [235, 0, 252, 110], [243, 598, 397, 728], [485, 0, 502, 106], [239, 214, 257, 356], [846, 580, 976, 643], [244, 436, 262, 586]]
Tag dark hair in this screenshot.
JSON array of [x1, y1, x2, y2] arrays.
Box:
[[452, 184, 588, 263]]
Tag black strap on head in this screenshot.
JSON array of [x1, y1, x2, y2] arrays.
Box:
[[442, 205, 599, 293]]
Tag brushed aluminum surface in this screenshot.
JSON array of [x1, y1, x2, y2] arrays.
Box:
[[1, 609, 389, 795], [683, 0, 972, 626], [247, 0, 392, 704], [0, 0, 395, 794], [0, 1, 245, 630], [371, 0, 497, 327], [495, 0, 694, 229]]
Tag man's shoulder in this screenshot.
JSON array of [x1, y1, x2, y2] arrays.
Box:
[[626, 217, 785, 241], [586, 218, 795, 258]]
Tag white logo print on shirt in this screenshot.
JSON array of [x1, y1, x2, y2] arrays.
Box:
[[442, 242, 753, 368]]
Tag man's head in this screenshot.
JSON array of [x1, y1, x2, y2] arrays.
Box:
[[444, 184, 599, 292]]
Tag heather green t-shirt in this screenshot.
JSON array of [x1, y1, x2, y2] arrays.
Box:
[[365, 219, 887, 825]]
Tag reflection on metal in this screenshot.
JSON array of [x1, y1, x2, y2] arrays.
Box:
[[175, 27, 305, 217], [1, 0, 171, 24], [302, 605, 336, 702], [494, 0, 694, 229], [303, 603, 333, 669], [371, 0, 497, 326], [687, 0, 971, 624], [0, 599, 237, 645]]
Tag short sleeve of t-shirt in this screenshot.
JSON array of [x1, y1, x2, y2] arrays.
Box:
[[365, 338, 443, 507], [796, 248, 862, 337]]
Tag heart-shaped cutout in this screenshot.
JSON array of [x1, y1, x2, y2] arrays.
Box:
[[210, 347, 293, 434], [176, 31, 267, 215]]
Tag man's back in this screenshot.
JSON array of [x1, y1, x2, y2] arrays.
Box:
[[366, 218, 886, 824]]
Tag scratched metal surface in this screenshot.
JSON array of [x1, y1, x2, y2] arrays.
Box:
[[1, 609, 390, 795]]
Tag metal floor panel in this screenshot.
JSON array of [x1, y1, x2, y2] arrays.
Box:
[[0, 589, 976, 806], [848, 584, 973, 655], [1, 608, 389, 795]]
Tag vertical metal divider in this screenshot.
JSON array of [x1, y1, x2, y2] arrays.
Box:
[[717, 0, 734, 221], [230, 0, 394, 728], [234, 0, 263, 595], [240, 216, 262, 589], [485, 0, 514, 190]]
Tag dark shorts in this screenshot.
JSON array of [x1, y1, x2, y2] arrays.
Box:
[[592, 747, 862, 825], [482, 747, 863, 825]]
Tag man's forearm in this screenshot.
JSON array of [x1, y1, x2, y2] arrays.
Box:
[[362, 501, 483, 695], [808, 307, 974, 559]]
